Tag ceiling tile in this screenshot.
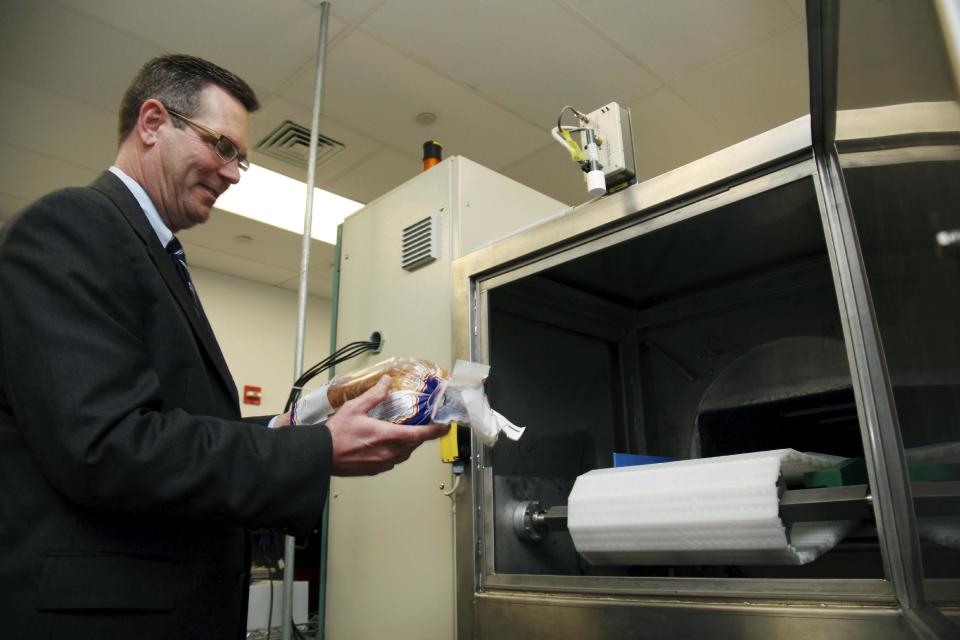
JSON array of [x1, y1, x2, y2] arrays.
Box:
[[670, 23, 808, 144], [178, 207, 337, 298], [504, 87, 744, 205], [304, 0, 389, 27], [277, 267, 335, 299], [55, 0, 346, 100], [251, 95, 385, 193], [0, 143, 98, 207], [561, 0, 800, 82], [0, 0, 161, 112], [281, 30, 549, 170], [784, 0, 806, 20], [179, 242, 297, 288], [627, 88, 740, 181], [501, 143, 593, 207], [362, 0, 661, 124], [323, 147, 421, 205], [2, 0, 829, 303], [180, 207, 331, 272], [0, 77, 117, 173]]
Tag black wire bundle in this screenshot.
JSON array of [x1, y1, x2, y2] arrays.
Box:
[[283, 333, 383, 414], [262, 333, 381, 638]]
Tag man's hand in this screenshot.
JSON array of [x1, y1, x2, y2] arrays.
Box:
[[326, 375, 449, 476]]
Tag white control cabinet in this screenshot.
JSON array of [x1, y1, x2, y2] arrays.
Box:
[[325, 156, 564, 640]]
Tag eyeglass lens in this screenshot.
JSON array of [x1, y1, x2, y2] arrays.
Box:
[[213, 137, 248, 171], [213, 137, 236, 162]]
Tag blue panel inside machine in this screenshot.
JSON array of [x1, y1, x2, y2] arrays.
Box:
[[612, 453, 674, 467]]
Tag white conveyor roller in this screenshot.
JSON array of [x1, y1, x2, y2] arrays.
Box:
[[567, 449, 855, 565]]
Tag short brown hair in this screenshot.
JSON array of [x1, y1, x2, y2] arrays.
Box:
[[118, 54, 259, 144]]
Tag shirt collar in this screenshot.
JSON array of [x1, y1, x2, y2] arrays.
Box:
[[109, 166, 173, 248]]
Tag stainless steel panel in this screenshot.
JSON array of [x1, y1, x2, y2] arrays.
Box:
[[475, 592, 913, 640], [483, 573, 893, 603], [493, 476, 577, 575], [452, 119, 813, 290]]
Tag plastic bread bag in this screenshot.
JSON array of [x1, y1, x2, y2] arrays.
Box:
[[433, 360, 525, 446], [293, 357, 445, 426], [293, 357, 524, 445]]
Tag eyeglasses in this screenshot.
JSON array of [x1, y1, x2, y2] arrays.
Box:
[[165, 107, 249, 171]]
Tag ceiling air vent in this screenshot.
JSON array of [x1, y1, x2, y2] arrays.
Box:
[[401, 214, 440, 271], [255, 120, 345, 169]]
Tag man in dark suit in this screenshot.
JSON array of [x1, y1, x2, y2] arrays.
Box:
[[0, 54, 446, 638]]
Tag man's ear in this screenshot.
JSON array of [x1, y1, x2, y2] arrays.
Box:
[[136, 98, 167, 147]]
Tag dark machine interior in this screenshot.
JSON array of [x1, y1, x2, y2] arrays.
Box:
[[841, 158, 960, 581], [484, 175, 889, 579]]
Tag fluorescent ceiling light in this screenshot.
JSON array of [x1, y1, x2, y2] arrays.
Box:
[[215, 163, 363, 244]]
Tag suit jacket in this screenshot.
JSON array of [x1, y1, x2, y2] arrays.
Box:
[[0, 172, 332, 639]]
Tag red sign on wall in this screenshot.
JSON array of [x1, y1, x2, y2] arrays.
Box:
[[243, 385, 262, 406]]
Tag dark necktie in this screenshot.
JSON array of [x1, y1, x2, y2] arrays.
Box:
[[166, 237, 205, 318]]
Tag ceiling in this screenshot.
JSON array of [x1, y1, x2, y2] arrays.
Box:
[[1, 0, 815, 298]]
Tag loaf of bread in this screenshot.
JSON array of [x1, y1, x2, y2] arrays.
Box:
[[326, 357, 448, 425]]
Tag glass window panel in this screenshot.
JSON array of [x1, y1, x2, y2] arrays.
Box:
[[836, 0, 960, 604]]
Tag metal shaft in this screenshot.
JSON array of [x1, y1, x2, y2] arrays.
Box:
[[515, 483, 960, 538], [282, 3, 331, 639]]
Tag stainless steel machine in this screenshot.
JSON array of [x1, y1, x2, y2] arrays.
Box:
[[450, 1, 960, 637]]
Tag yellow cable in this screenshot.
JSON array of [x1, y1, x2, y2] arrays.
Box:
[[560, 129, 584, 162]]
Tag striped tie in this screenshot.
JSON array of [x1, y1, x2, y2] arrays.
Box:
[[166, 237, 205, 317]]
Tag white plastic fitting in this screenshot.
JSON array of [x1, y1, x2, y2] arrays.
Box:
[[586, 169, 606, 197]]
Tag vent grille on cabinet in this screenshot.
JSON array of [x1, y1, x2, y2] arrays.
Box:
[[254, 120, 345, 169], [401, 214, 439, 271]]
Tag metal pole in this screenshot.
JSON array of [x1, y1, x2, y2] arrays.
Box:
[[282, 3, 331, 639]]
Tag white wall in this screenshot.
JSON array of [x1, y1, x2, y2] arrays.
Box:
[[190, 266, 333, 418]]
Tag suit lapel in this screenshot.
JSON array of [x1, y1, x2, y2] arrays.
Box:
[[89, 172, 240, 408]]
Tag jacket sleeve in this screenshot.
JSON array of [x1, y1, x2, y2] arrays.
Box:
[[0, 189, 329, 537]]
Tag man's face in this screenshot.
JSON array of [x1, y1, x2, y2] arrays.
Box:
[[156, 85, 250, 232]]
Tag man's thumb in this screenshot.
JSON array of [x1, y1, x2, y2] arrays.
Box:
[[351, 374, 391, 414]]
